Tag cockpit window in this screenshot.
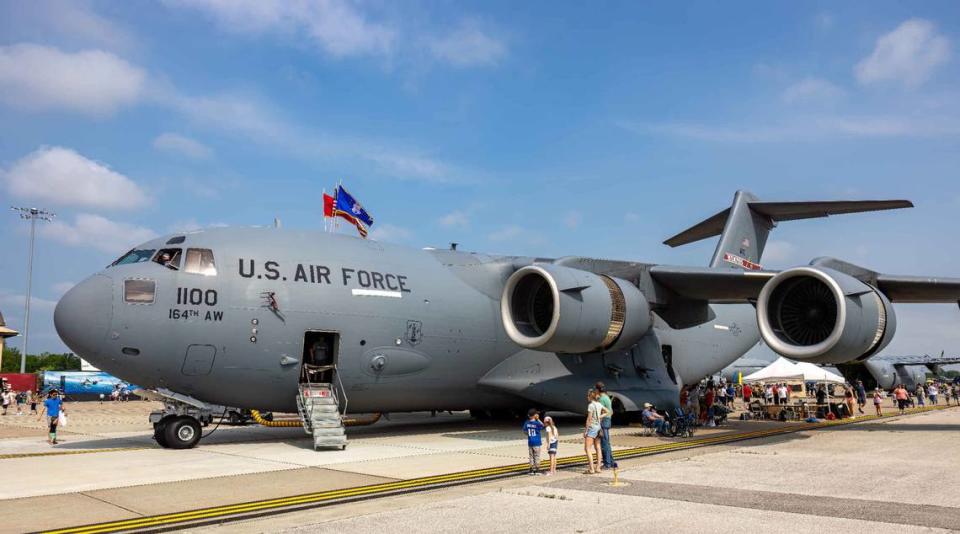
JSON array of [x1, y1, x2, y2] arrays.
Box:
[[153, 248, 182, 270], [184, 248, 217, 276], [112, 249, 156, 266], [124, 279, 156, 304]]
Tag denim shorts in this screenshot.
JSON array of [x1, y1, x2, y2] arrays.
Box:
[[548, 441, 558, 454], [586, 425, 601, 439]]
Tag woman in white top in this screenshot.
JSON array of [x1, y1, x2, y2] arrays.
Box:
[[544, 416, 559, 475], [583, 390, 610, 474]]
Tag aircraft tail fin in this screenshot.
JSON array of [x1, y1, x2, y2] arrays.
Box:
[[663, 191, 912, 270]]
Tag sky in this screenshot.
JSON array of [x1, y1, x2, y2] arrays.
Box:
[[1, 0, 959, 358]]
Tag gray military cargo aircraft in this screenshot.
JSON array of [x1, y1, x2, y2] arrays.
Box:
[[54, 190, 960, 449], [836, 353, 960, 391]]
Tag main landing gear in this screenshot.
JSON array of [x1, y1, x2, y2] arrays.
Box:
[[149, 388, 217, 449], [154, 416, 202, 449]]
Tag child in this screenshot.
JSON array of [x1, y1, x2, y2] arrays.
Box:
[[37, 390, 65, 445], [543, 416, 559, 475], [522, 408, 544, 475], [873, 388, 883, 416]]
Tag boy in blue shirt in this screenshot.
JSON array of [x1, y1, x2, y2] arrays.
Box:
[[37, 390, 65, 445], [522, 408, 544, 475]]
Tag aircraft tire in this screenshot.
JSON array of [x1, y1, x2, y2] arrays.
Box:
[[164, 416, 202, 449], [153, 421, 169, 448]]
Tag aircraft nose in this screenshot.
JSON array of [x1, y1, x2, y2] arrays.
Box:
[[55, 274, 113, 359]]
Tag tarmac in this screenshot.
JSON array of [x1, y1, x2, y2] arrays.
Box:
[[0, 400, 957, 533]]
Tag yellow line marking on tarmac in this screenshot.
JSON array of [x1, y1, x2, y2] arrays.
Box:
[[41, 404, 954, 534], [0, 447, 148, 460]]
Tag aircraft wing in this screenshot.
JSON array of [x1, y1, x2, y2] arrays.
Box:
[[649, 263, 960, 304], [881, 355, 960, 367]]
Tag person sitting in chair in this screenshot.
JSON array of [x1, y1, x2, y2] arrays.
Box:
[[641, 403, 668, 435]]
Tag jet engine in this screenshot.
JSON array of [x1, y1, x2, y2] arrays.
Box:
[[757, 266, 896, 364], [500, 264, 651, 353]]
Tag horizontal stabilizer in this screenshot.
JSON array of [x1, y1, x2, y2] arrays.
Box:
[[664, 198, 913, 248]]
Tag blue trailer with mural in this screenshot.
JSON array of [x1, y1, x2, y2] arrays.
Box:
[[41, 371, 140, 399]]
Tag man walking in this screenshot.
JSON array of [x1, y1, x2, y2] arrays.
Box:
[[595, 382, 617, 469], [855, 380, 866, 414]]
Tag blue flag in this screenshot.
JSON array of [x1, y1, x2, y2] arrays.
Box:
[[335, 186, 374, 227]]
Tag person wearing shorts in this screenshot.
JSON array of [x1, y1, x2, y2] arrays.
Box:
[[544, 416, 559, 475], [583, 390, 608, 474], [37, 390, 64, 445], [893, 384, 909, 415]]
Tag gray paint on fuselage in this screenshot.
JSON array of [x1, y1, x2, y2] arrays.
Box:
[[64, 227, 768, 414]]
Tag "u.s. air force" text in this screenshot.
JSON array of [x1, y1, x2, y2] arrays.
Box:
[[238, 259, 411, 293]]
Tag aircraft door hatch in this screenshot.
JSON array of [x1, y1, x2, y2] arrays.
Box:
[[661, 344, 677, 384], [302, 331, 339, 384], [182, 344, 217, 376]]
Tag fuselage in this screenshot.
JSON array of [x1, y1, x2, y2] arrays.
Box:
[[55, 227, 760, 414]]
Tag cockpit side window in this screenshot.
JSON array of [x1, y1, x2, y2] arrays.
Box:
[[153, 248, 182, 270], [111, 249, 156, 266], [184, 248, 217, 276]]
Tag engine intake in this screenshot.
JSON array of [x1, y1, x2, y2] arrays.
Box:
[[757, 266, 896, 364], [501, 264, 651, 353]]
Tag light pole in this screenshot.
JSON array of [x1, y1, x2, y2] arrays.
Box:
[[11, 207, 55, 373]]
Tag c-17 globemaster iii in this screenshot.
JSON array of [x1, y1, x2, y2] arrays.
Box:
[[54, 190, 960, 449]]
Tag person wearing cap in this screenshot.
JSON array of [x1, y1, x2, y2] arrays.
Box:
[[641, 403, 667, 435], [37, 390, 65, 445]]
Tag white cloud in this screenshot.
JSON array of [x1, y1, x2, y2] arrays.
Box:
[[0, 43, 145, 115], [427, 22, 507, 67], [488, 225, 523, 242], [165, 90, 458, 181], [369, 224, 412, 242], [0, 292, 58, 314], [564, 210, 582, 229], [855, 19, 950, 88], [782, 78, 845, 104], [3, 146, 150, 210], [164, 0, 396, 58], [761, 240, 798, 265], [439, 210, 469, 227], [7, 0, 136, 50], [617, 115, 960, 143], [39, 213, 157, 254], [51, 282, 75, 296], [153, 133, 213, 159]]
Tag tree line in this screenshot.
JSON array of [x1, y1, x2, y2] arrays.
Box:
[[1, 347, 82, 373]]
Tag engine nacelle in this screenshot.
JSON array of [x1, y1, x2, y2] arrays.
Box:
[[757, 266, 896, 364], [500, 264, 651, 353]]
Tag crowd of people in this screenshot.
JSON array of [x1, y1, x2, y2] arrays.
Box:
[[1, 386, 37, 416]]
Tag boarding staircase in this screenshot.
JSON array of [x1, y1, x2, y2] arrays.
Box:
[[296, 375, 348, 450]]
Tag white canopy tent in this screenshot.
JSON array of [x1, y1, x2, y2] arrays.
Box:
[[793, 362, 846, 383], [743, 357, 804, 382], [743, 357, 846, 383]]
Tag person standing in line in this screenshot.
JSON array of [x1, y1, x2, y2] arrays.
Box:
[[928, 383, 938, 405], [583, 390, 608, 474], [595, 382, 617, 469], [894, 384, 909, 415], [543, 415, 559, 476], [873, 388, 884, 416], [522, 409, 544, 476], [855, 380, 866, 414], [844, 386, 856, 419], [37, 390, 65, 445]]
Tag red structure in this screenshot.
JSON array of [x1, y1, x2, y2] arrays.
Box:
[[0, 373, 38, 392]]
